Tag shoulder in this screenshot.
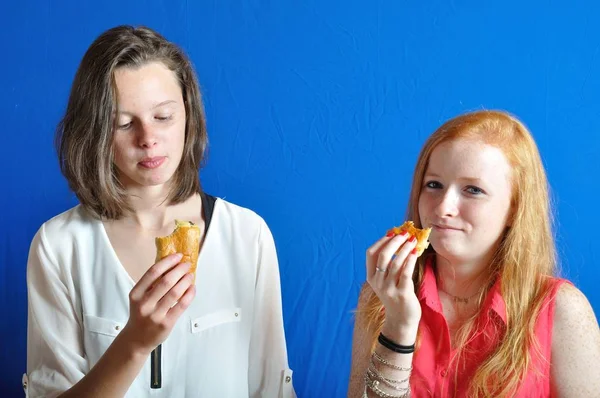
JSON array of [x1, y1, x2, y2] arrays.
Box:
[[29, 205, 97, 265], [40, 205, 99, 243], [551, 280, 599, 355], [214, 197, 271, 239], [215, 197, 267, 225], [27, 205, 95, 284], [550, 281, 600, 394], [39, 204, 93, 234], [553, 282, 598, 334]]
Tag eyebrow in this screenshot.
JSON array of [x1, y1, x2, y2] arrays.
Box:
[[117, 100, 177, 116], [424, 172, 484, 184], [152, 100, 177, 109]]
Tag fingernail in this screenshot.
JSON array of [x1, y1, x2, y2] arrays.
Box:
[[386, 231, 395, 237], [411, 248, 418, 255], [401, 231, 409, 236], [409, 236, 416, 242]]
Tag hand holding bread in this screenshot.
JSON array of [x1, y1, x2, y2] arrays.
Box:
[[366, 221, 431, 343]]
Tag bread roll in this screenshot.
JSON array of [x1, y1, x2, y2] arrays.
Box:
[[155, 220, 201, 283]]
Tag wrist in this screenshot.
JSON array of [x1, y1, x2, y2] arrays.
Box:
[[381, 319, 418, 346], [117, 326, 153, 359], [378, 332, 414, 354]]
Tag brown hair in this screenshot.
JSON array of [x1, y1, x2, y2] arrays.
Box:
[[55, 25, 208, 219], [359, 110, 557, 396]]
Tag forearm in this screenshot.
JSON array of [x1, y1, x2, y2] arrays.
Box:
[[365, 349, 413, 398], [364, 323, 416, 398], [59, 331, 149, 398]]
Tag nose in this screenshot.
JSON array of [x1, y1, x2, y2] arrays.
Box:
[[137, 122, 158, 148], [434, 188, 459, 218]]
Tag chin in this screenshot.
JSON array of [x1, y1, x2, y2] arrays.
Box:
[[130, 172, 173, 187], [429, 239, 464, 260], [152, 176, 175, 187]]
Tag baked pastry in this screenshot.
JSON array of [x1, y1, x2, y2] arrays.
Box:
[[155, 220, 201, 283], [387, 221, 432, 257]]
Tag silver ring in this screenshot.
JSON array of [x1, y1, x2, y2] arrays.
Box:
[[376, 266, 387, 273]]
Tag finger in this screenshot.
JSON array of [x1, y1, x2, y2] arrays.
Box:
[[366, 235, 395, 278], [383, 237, 416, 285], [397, 247, 419, 288], [144, 262, 191, 306], [368, 234, 395, 258], [131, 253, 184, 299], [155, 272, 194, 316], [372, 233, 409, 282], [394, 236, 418, 264], [385, 249, 409, 281], [165, 284, 196, 323]]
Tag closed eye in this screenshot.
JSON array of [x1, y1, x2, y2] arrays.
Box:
[[117, 122, 132, 130], [155, 115, 173, 121]]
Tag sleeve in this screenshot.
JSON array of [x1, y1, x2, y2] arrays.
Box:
[[247, 219, 296, 398], [25, 224, 88, 397]]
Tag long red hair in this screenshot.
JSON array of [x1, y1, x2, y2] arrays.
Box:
[[359, 110, 557, 397]]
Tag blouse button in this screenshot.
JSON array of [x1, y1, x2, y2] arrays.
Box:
[[285, 376, 292, 383], [194, 323, 199, 328], [235, 312, 239, 317], [115, 325, 120, 331]]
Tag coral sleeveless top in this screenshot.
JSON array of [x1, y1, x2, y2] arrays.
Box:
[[411, 261, 566, 397]]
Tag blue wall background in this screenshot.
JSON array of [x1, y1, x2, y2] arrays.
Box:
[[2, 1, 599, 397]]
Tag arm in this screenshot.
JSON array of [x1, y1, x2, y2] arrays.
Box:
[[27, 225, 194, 398], [26, 226, 87, 397], [57, 333, 148, 398], [348, 233, 421, 398], [348, 287, 375, 398], [348, 286, 416, 398], [550, 283, 600, 397], [248, 219, 296, 398]]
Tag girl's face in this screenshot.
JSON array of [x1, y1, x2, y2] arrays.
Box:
[[418, 139, 513, 264]]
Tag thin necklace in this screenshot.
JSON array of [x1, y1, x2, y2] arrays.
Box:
[[438, 287, 481, 304]]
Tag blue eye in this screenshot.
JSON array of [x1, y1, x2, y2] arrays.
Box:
[[465, 186, 484, 195]]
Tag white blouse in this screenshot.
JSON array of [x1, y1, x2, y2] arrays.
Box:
[[25, 198, 296, 398]]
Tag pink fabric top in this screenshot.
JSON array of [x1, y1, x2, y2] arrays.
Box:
[[410, 260, 567, 397]]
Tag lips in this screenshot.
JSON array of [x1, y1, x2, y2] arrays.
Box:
[[432, 224, 462, 231], [138, 156, 166, 169]]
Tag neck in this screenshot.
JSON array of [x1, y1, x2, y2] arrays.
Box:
[[121, 184, 178, 231], [434, 254, 492, 300]]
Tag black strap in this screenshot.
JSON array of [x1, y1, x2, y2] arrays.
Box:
[[200, 192, 216, 234], [150, 344, 162, 389], [150, 192, 216, 390], [378, 333, 415, 354]]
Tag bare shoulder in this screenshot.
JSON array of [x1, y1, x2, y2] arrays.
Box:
[[553, 282, 598, 334], [551, 282, 600, 397]]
